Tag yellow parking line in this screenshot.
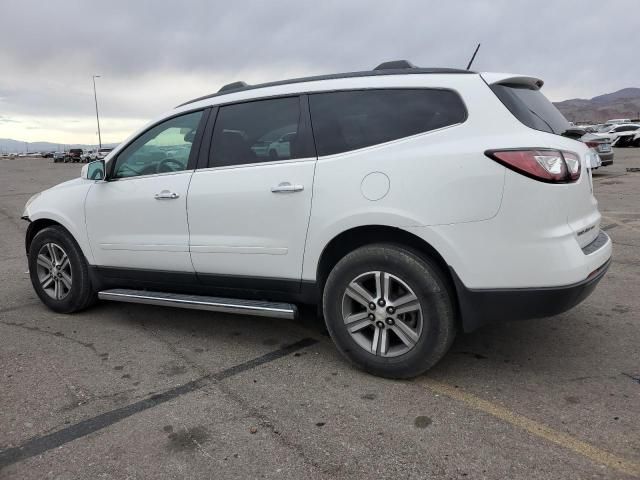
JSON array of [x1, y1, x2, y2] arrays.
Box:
[[421, 379, 640, 478]]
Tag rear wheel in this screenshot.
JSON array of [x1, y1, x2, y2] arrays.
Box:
[[322, 244, 456, 378], [28, 226, 96, 313]]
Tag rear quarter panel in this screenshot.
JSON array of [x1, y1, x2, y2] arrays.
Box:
[[302, 75, 510, 281]]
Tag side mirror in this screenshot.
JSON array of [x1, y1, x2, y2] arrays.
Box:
[[81, 159, 106, 181]]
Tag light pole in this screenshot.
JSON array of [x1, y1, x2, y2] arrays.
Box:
[[92, 75, 102, 149]]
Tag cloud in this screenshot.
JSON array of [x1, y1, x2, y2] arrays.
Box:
[[0, 0, 638, 143], [0, 115, 21, 124]]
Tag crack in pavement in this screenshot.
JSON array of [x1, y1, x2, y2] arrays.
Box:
[[0, 319, 98, 354], [132, 310, 335, 476], [0, 302, 41, 315], [0, 337, 317, 469]]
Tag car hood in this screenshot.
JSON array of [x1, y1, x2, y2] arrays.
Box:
[[44, 177, 86, 193]]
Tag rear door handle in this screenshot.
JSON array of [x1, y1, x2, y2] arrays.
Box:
[[271, 182, 304, 193], [154, 190, 180, 200]]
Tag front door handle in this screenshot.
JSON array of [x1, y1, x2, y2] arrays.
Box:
[[271, 182, 304, 193], [154, 190, 180, 200]]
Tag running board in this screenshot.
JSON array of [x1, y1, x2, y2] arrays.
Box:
[[98, 289, 297, 320]]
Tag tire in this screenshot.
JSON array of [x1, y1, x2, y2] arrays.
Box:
[[28, 225, 96, 313], [322, 244, 456, 379]]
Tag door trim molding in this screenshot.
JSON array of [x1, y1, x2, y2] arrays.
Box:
[[89, 266, 320, 304]]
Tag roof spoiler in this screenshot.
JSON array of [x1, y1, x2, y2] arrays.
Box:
[[480, 73, 544, 90]]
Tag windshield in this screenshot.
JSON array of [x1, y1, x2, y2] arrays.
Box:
[[490, 83, 571, 135]]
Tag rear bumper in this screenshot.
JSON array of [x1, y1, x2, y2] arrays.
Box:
[[451, 232, 611, 332], [598, 152, 614, 164]]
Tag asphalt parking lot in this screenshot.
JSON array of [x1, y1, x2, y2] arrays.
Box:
[[1, 152, 639, 479]]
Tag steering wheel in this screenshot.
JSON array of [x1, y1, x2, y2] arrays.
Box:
[[116, 163, 142, 177], [157, 158, 184, 173]]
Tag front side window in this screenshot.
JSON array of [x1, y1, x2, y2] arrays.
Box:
[[309, 89, 467, 156], [112, 110, 203, 178], [210, 96, 301, 167]]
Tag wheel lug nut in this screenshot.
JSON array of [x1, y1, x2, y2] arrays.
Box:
[[386, 317, 395, 326], [376, 321, 384, 329], [386, 306, 395, 314], [377, 299, 386, 307], [368, 313, 375, 321], [369, 302, 376, 310]]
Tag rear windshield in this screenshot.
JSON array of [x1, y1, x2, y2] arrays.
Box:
[[490, 84, 570, 135]]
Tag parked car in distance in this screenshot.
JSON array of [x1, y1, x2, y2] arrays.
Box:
[[41, 152, 55, 158], [266, 132, 297, 160], [22, 60, 612, 378], [561, 127, 613, 167], [81, 150, 96, 163], [96, 147, 114, 159], [53, 152, 67, 163], [606, 118, 631, 124], [584, 138, 613, 165], [64, 148, 84, 163], [592, 124, 640, 147]]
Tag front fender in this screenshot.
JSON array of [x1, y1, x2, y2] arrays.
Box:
[[24, 181, 95, 264]]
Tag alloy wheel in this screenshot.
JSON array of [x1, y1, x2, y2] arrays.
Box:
[[341, 271, 423, 357], [36, 242, 72, 300]]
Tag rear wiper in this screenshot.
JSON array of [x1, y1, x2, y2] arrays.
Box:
[[527, 107, 556, 134]]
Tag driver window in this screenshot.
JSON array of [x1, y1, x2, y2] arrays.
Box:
[[113, 110, 203, 179]]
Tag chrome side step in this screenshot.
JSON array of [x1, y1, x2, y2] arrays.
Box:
[[98, 289, 297, 320]]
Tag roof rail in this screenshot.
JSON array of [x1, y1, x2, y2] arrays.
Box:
[[374, 60, 416, 70], [177, 64, 475, 108], [218, 81, 248, 93]]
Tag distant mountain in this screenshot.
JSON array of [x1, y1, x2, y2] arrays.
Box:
[[0, 138, 119, 154], [554, 88, 640, 123], [591, 88, 640, 104]]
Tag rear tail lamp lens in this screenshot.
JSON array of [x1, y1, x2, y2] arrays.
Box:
[[584, 141, 599, 148], [562, 151, 581, 181], [485, 149, 581, 183]]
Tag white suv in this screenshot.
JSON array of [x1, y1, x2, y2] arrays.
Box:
[[22, 61, 612, 378]]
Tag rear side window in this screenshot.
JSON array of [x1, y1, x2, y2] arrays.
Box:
[[210, 96, 302, 167], [490, 84, 570, 135], [309, 89, 466, 156]]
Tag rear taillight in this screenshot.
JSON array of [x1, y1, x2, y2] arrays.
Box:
[[584, 141, 599, 148], [485, 149, 581, 183], [562, 151, 581, 181]]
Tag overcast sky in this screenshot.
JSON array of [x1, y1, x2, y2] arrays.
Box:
[[1, 0, 638, 145]]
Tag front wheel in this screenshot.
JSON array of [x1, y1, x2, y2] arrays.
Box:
[[323, 244, 456, 378], [28, 225, 96, 313]]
